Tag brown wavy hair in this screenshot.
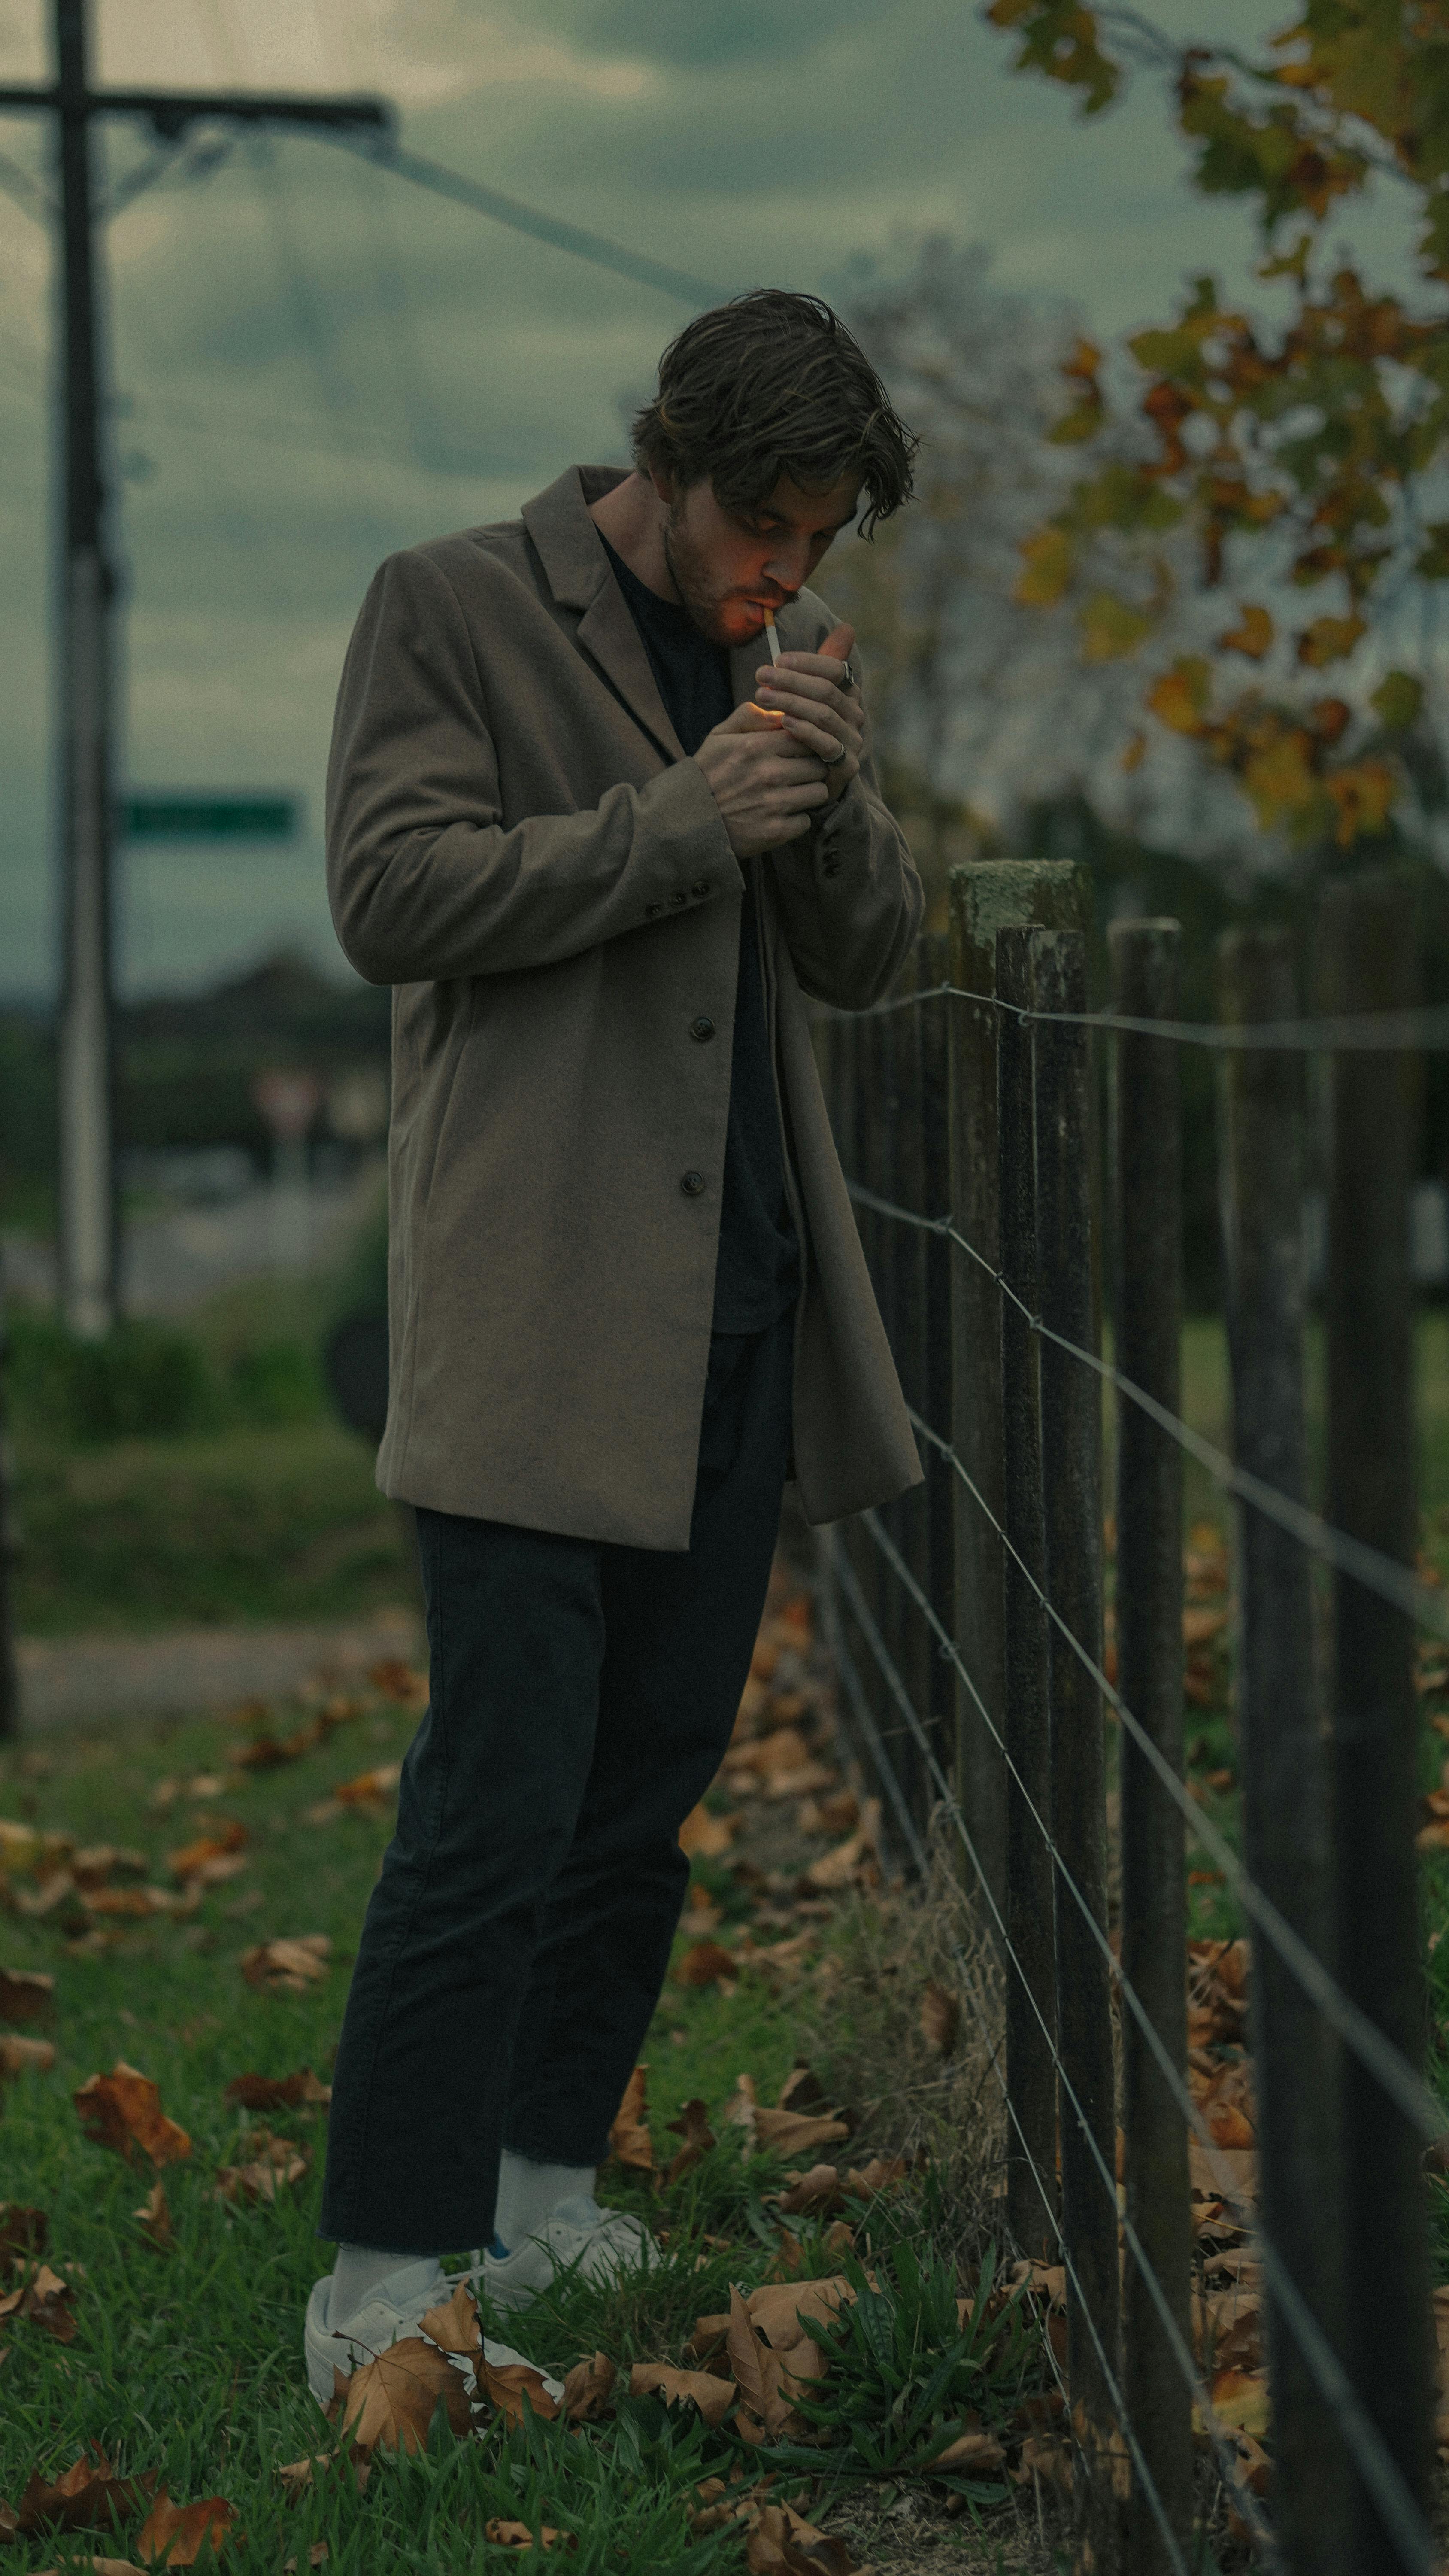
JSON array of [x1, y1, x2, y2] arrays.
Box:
[[630, 288, 918, 541]]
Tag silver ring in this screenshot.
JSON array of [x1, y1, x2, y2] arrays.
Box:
[[821, 738, 847, 766]]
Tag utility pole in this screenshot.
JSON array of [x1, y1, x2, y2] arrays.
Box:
[[0, 0, 390, 1337]]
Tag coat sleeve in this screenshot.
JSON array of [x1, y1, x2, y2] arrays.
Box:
[[765, 731, 925, 1013], [326, 547, 744, 984]]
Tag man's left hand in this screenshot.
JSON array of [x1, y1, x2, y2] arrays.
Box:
[[754, 620, 862, 805]]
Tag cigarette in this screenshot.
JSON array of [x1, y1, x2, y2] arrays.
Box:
[[763, 609, 782, 665]]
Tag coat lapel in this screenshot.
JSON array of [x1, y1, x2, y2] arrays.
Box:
[[523, 462, 689, 766]]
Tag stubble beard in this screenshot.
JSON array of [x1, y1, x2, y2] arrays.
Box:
[[662, 512, 740, 651]]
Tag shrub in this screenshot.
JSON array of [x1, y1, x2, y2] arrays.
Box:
[[7, 1310, 219, 1443]]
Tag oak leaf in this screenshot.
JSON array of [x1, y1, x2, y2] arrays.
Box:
[[332, 2339, 471, 2450], [629, 2360, 736, 2426], [135, 2490, 237, 2567], [608, 2065, 653, 2172], [0, 1967, 55, 2023], [73, 2064, 191, 2167]]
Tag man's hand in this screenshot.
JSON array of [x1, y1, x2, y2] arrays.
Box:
[[693, 701, 833, 859], [751, 621, 862, 804]]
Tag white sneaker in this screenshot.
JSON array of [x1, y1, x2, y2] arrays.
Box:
[[303, 2257, 564, 2407], [483, 2196, 655, 2310]]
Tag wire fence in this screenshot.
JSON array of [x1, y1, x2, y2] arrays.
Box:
[[806, 859, 1447, 2576]]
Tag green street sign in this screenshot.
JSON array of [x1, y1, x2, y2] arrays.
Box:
[[119, 794, 300, 841]]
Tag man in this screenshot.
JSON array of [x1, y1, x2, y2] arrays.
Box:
[[306, 287, 926, 2402]]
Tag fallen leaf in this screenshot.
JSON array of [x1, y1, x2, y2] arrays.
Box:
[[0, 2204, 48, 2269], [73, 2064, 191, 2167], [418, 2279, 482, 2364], [843, 2156, 909, 2198], [747, 2276, 854, 2349], [919, 1982, 960, 2055], [282, 2546, 329, 2571], [332, 2339, 472, 2450], [0, 2261, 77, 2341], [0, 2034, 56, 2078], [239, 1937, 331, 1994], [629, 2360, 736, 2425], [928, 2429, 1006, 2474], [167, 1822, 247, 1880], [274, 2448, 370, 2501], [675, 1941, 739, 1989], [726, 2284, 794, 2443], [608, 2065, 653, 2172], [773, 2164, 843, 2216], [8, 2448, 145, 2539], [753, 2105, 850, 2158], [663, 2097, 716, 2188], [1201, 2368, 1271, 2439], [475, 2354, 561, 2428], [746, 2502, 863, 2573], [27, 2561, 147, 2576], [0, 1968, 55, 2024], [221, 2068, 330, 2113], [368, 1660, 428, 1708], [132, 2182, 173, 2252], [135, 2490, 236, 2567], [333, 1765, 402, 1809], [215, 2129, 310, 2204], [560, 2351, 616, 2422], [482, 2522, 573, 2552], [678, 1805, 737, 1859]]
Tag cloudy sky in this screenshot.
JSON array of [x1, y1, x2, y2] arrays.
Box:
[[0, 0, 1300, 998]]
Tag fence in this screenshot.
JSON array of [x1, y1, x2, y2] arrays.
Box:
[[808, 857, 1447, 2576]]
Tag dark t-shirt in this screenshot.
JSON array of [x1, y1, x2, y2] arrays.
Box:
[[599, 533, 800, 1335]]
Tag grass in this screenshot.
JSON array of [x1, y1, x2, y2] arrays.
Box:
[[0, 1667, 1064, 2574]]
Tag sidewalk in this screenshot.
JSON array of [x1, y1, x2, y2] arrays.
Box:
[[14, 1607, 423, 1730]]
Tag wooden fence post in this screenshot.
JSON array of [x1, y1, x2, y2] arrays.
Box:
[[1217, 923, 1348, 2575], [947, 860, 1086, 1936], [888, 951, 931, 1830], [997, 922, 1059, 2254], [1317, 869, 1432, 2575], [1109, 920, 1192, 2576], [918, 931, 955, 1799], [1033, 926, 1121, 2570], [0, 1289, 18, 1742]]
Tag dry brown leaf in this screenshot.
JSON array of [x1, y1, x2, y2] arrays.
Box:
[[560, 2351, 616, 2423], [134, 2490, 236, 2567], [167, 1822, 247, 1880], [132, 2182, 173, 2252], [726, 2284, 794, 2443], [369, 1660, 428, 1709], [7, 2447, 145, 2537], [274, 2448, 370, 2501], [27, 2561, 147, 2576], [475, 2354, 561, 2428], [221, 2068, 330, 2113], [334, 1765, 402, 1809], [417, 2280, 482, 2364], [843, 2156, 909, 2199], [482, 2522, 573, 2553], [0, 2262, 77, 2342], [0, 2203, 48, 2270], [1019, 2433, 1073, 2495], [747, 2276, 854, 2351], [215, 2129, 310, 2204], [333, 2339, 472, 2450], [239, 1937, 331, 1994], [0, 2034, 55, 2079], [752, 2105, 850, 2158], [1200, 2368, 1271, 2439], [928, 2430, 1006, 2474], [919, 1982, 960, 2056], [674, 1941, 739, 1989], [773, 2163, 843, 2216], [73, 2064, 192, 2167], [608, 2065, 653, 2172], [678, 1805, 737, 1859], [746, 2502, 864, 2575], [663, 2097, 716, 2188], [0, 1967, 55, 2024], [629, 2360, 736, 2426], [282, 2546, 329, 2571]]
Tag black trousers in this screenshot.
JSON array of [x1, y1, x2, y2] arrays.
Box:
[[319, 1306, 795, 2255]]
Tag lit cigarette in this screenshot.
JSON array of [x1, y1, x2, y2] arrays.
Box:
[[762, 609, 782, 665]]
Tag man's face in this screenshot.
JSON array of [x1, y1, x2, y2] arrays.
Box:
[[655, 465, 861, 650]]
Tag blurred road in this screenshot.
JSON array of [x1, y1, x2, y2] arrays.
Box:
[[1, 1159, 383, 1315]]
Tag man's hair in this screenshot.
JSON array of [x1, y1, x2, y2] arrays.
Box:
[[629, 288, 918, 541]]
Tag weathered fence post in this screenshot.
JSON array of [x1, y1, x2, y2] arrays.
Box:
[[1033, 927, 1121, 2569], [1317, 869, 1432, 2574], [0, 1285, 18, 1742], [855, 999, 894, 1743], [1109, 921, 1192, 2576], [918, 931, 955, 1797], [947, 860, 1086, 1935], [1217, 925, 1348, 2574], [997, 922, 1059, 2253], [888, 951, 931, 1829]]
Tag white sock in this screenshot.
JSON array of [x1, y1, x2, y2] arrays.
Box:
[[493, 2151, 597, 2254], [330, 2242, 430, 2318]]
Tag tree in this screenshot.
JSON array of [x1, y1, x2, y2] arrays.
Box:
[[983, 0, 1449, 848]]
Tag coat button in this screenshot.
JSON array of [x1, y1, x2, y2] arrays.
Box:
[[680, 1170, 706, 1196], [691, 880, 709, 897], [646, 902, 664, 917], [669, 889, 687, 905], [822, 858, 842, 878], [690, 1016, 715, 1042]]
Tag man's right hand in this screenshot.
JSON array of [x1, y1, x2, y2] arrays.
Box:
[[693, 702, 830, 860]]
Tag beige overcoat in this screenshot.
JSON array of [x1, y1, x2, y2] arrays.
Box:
[[325, 461, 926, 1551]]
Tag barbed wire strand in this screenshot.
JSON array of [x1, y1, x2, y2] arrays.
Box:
[[846, 1176, 1449, 1663], [825, 1543, 1270, 2568], [828, 1526, 1441, 2576]]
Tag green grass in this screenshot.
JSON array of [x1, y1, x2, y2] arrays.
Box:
[[0, 1689, 1044, 2572]]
